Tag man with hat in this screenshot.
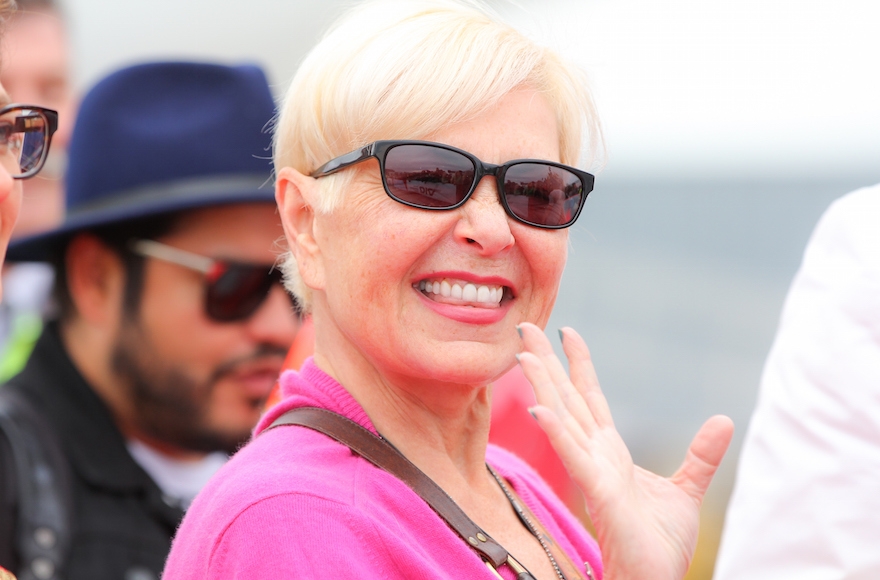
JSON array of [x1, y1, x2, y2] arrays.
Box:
[[0, 61, 301, 580]]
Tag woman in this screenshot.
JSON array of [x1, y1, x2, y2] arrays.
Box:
[[165, 1, 734, 578], [0, 0, 57, 297]]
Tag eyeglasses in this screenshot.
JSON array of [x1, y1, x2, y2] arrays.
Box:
[[0, 104, 59, 180], [311, 140, 594, 229], [129, 239, 300, 322]]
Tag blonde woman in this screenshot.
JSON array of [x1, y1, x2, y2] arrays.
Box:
[[166, 1, 733, 578]]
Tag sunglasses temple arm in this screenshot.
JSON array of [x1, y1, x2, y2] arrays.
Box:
[[129, 239, 215, 274], [310, 144, 375, 177]]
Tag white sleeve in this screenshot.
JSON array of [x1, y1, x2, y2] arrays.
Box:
[[714, 184, 880, 580]]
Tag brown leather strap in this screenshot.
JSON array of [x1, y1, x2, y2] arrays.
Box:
[[265, 407, 510, 568]]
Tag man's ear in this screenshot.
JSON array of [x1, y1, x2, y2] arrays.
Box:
[[276, 166, 324, 291], [64, 233, 126, 326]]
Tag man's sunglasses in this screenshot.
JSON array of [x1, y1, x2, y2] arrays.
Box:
[[310, 140, 595, 229], [129, 239, 300, 322], [0, 104, 59, 179]]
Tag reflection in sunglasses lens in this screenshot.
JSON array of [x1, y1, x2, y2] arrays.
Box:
[[381, 144, 585, 228], [503, 163, 583, 227], [384, 145, 474, 208]]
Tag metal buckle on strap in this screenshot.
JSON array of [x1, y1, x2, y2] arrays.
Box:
[[483, 555, 537, 580]]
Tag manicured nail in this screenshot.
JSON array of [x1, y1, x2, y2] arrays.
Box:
[[527, 407, 537, 421], [558, 328, 564, 342], [516, 325, 523, 338]]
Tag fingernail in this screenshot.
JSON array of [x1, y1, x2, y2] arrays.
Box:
[[558, 328, 564, 342], [514, 353, 521, 363], [527, 407, 537, 421], [516, 325, 523, 338]]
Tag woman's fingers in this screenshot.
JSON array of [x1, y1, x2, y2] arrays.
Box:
[[517, 323, 599, 436], [558, 327, 614, 428], [517, 350, 594, 449], [529, 404, 598, 482], [518, 322, 575, 386], [670, 415, 735, 503]]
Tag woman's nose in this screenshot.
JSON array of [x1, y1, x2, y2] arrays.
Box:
[[452, 177, 515, 256]]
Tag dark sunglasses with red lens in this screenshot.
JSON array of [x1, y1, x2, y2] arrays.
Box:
[[310, 140, 595, 229], [129, 239, 300, 322]]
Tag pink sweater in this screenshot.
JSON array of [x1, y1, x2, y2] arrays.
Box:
[[163, 359, 603, 579]]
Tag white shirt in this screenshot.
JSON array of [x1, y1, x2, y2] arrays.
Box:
[[714, 184, 880, 579], [126, 439, 228, 510]]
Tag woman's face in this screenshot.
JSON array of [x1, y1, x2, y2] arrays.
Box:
[[0, 84, 25, 300], [311, 87, 570, 386]]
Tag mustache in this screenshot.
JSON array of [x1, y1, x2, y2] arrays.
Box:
[[208, 343, 290, 384]]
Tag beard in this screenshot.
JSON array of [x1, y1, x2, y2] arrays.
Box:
[[110, 320, 286, 454]]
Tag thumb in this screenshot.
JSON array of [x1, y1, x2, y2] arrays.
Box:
[[670, 415, 734, 504]]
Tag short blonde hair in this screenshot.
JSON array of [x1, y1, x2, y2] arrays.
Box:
[[274, 0, 602, 309]]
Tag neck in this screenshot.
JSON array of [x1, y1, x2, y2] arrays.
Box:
[[311, 320, 496, 490]]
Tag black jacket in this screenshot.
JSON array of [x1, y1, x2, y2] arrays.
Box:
[[0, 323, 184, 580]]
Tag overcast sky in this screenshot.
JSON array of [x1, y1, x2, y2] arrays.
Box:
[[63, 0, 880, 180]]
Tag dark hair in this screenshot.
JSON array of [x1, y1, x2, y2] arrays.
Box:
[[52, 213, 181, 323]]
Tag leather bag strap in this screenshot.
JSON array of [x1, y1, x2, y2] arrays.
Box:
[[266, 406, 510, 568]]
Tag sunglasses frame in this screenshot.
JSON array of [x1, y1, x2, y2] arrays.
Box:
[[128, 239, 293, 322], [0, 104, 59, 180], [310, 139, 595, 229]]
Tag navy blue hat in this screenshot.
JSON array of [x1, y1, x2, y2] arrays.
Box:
[[9, 61, 278, 261]]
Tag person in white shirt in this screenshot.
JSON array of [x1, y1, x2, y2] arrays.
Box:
[[715, 183, 880, 579]]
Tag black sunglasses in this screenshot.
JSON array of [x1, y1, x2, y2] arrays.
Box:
[[0, 104, 59, 180], [311, 140, 594, 229], [129, 239, 300, 322]]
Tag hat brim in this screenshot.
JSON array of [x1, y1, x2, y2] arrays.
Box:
[[9, 175, 277, 262]]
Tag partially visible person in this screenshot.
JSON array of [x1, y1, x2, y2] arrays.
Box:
[[714, 184, 880, 579], [0, 0, 57, 294], [165, 2, 733, 579], [0, 61, 300, 580], [0, 1, 59, 578], [0, 0, 76, 381], [2, 0, 73, 237]]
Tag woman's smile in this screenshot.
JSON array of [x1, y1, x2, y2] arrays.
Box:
[[414, 276, 513, 308]]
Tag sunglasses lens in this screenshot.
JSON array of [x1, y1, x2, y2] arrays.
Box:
[[383, 144, 475, 209], [503, 163, 586, 228], [205, 264, 275, 322]]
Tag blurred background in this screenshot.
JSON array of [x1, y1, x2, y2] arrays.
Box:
[[37, 0, 880, 576]]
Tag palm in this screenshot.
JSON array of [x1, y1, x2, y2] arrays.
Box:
[[516, 323, 734, 580]]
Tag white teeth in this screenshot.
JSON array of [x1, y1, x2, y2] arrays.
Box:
[[417, 278, 504, 305]]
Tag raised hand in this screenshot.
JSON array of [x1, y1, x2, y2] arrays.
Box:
[[516, 323, 734, 580]]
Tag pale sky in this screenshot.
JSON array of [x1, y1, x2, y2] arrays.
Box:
[[63, 0, 879, 180]]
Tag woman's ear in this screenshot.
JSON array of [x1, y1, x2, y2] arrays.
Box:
[[276, 166, 324, 291]]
